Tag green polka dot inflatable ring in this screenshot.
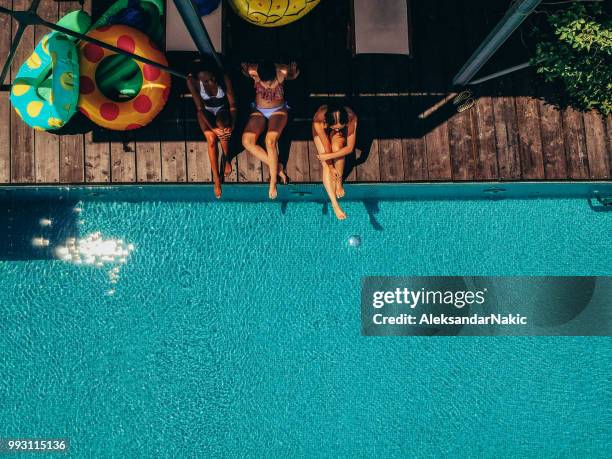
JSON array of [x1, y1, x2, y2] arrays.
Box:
[[10, 11, 91, 131], [228, 0, 320, 27]]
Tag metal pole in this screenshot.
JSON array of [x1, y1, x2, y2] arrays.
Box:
[[0, 0, 42, 86], [453, 0, 542, 86], [172, 0, 222, 67], [468, 61, 531, 85]]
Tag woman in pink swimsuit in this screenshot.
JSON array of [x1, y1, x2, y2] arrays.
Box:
[[241, 61, 300, 199]]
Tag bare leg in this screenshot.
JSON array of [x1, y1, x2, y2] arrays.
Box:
[[216, 109, 233, 177], [331, 132, 347, 199], [322, 163, 347, 220], [314, 135, 347, 220], [242, 112, 269, 164], [204, 130, 222, 199], [265, 110, 288, 200]]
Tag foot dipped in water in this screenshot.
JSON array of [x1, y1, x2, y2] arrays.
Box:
[[269, 181, 278, 200], [223, 158, 233, 177], [278, 166, 289, 185], [332, 203, 347, 220], [336, 180, 345, 199], [214, 180, 222, 199]]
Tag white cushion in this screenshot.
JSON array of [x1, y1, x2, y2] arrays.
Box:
[[353, 0, 410, 55], [165, 1, 223, 52]]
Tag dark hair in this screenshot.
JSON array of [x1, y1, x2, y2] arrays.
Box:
[[257, 61, 277, 83], [193, 57, 223, 86], [324, 103, 349, 126]]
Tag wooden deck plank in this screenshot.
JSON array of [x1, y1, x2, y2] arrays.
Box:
[[447, 0, 477, 181], [0, 0, 12, 183], [33, 0, 59, 183], [84, 131, 110, 183], [160, 93, 187, 182], [562, 107, 589, 180], [282, 21, 311, 183], [515, 93, 545, 180], [377, 57, 404, 182], [448, 109, 476, 181], [492, 79, 521, 180], [136, 140, 163, 182], [352, 57, 380, 182], [81, 0, 110, 183], [396, 13, 427, 182], [473, 94, 499, 180], [538, 99, 567, 180], [469, 4, 500, 181], [185, 141, 211, 182], [57, 1, 85, 183], [238, 144, 264, 183], [161, 139, 187, 182], [10, 0, 35, 183], [421, 0, 451, 181], [184, 90, 213, 183], [583, 110, 609, 180], [110, 137, 136, 183]]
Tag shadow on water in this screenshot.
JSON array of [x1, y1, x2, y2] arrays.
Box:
[[0, 198, 79, 261], [363, 200, 383, 231], [588, 198, 612, 213]]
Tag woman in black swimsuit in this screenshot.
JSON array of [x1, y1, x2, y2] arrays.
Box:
[[312, 103, 358, 220]]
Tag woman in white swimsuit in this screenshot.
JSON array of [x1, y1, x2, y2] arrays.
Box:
[[241, 61, 300, 199], [187, 60, 237, 198]]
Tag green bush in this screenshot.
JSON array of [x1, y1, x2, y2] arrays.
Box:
[[531, 3, 611, 115]]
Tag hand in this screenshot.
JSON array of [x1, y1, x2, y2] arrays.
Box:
[[317, 153, 334, 161], [213, 127, 231, 140], [241, 63, 254, 77]]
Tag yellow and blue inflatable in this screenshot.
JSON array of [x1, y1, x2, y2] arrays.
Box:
[[228, 0, 320, 27], [10, 11, 91, 131]]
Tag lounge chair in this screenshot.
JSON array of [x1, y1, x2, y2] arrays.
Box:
[[351, 0, 412, 56]]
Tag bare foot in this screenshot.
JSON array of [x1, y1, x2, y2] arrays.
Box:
[[223, 158, 233, 177], [278, 167, 289, 185], [332, 204, 347, 220], [336, 181, 345, 199], [269, 182, 278, 200], [214, 181, 222, 199]]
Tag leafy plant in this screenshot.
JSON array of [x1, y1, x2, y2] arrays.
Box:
[[531, 2, 611, 115]]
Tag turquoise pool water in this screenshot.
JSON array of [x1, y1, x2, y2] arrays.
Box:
[[0, 198, 611, 457]]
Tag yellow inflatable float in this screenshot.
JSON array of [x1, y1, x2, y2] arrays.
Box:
[[228, 0, 320, 27]]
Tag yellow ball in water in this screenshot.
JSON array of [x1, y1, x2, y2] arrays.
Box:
[[228, 0, 320, 27]]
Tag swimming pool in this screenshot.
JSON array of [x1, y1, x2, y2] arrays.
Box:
[[0, 193, 610, 457]]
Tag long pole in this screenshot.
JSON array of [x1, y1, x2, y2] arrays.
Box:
[[172, 0, 222, 67], [453, 0, 542, 86]]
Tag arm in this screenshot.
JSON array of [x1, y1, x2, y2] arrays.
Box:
[[277, 62, 300, 81], [186, 74, 215, 131], [314, 122, 333, 154], [241, 63, 259, 80], [319, 114, 358, 160], [313, 107, 333, 153], [224, 73, 238, 129]]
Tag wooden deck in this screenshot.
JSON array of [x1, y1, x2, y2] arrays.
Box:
[[0, 0, 610, 185]]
